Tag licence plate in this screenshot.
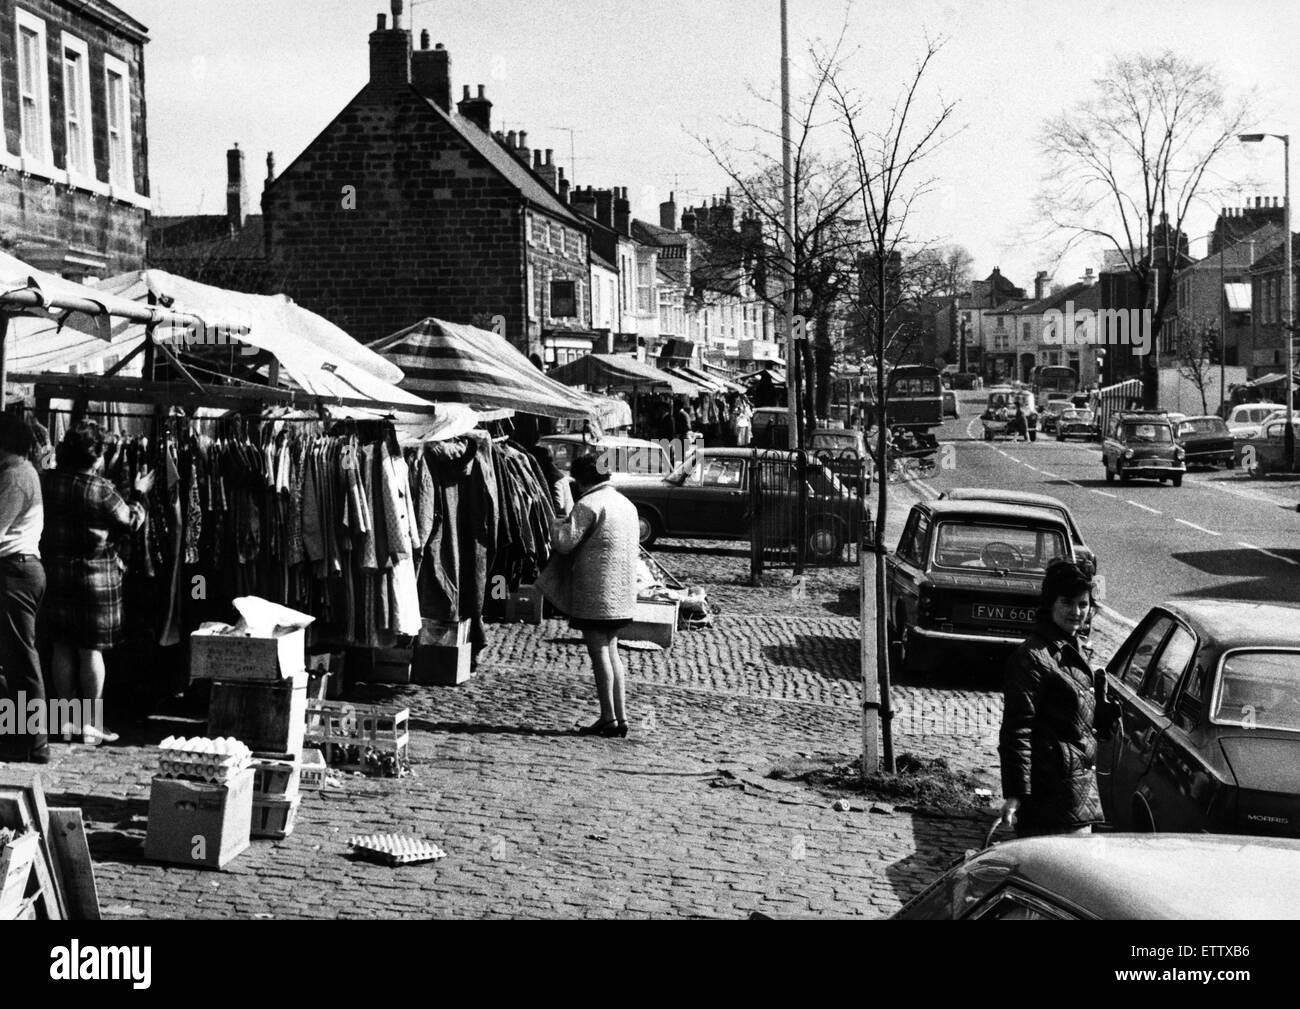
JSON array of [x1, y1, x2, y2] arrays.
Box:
[[964, 603, 1035, 624]]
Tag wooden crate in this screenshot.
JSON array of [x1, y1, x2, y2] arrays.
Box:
[[250, 795, 299, 840], [207, 671, 307, 756], [304, 700, 410, 774], [412, 642, 472, 686], [250, 756, 300, 800]]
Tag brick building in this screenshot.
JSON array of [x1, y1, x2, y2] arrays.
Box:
[[262, 2, 592, 355], [0, 0, 151, 278], [1247, 232, 1300, 380]]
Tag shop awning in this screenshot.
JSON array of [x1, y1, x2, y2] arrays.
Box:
[[663, 365, 722, 394], [549, 353, 699, 396], [677, 363, 744, 394], [1224, 283, 1252, 313], [369, 318, 629, 428]]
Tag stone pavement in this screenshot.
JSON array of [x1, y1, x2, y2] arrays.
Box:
[[2, 480, 1132, 920]]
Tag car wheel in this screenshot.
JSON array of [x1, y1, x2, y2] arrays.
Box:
[[1057, 432, 1065, 442], [1171, 474, 1182, 487], [636, 507, 662, 547], [807, 517, 846, 564]]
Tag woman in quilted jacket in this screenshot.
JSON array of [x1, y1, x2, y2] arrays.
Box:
[[998, 559, 1119, 836]]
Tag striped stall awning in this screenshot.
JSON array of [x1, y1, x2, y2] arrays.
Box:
[[369, 317, 627, 427]]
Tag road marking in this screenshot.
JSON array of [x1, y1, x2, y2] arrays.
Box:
[[997, 450, 1010, 458], [1022, 464, 1039, 472], [1237, 541, 1299, 566], [1039, 470, 1060, 479], [1175, 518, 1220, 536], [1091, 489, 1118, 498], [1126, 500, 1162, 515], [1097, 604, 1137, 630], [1204, 477, 1300, 511]]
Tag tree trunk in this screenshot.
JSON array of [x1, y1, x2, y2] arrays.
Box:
[[814, 308, 834, 419]]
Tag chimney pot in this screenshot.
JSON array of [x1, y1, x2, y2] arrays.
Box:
[[226, 144, 249, 231], [266, 151, 275, 182], [463, 85, 470, 100], [377, 13, 386, 29], [533, 150, 543, 167], [546, 149, 553, 165], [507, 130, 517, 147], [420, 29, 430, 49], [477, 84, 485, 98], [519, 130, 528, 148], [391, 0, 404, 30]]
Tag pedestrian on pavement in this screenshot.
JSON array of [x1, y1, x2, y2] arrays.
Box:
[[531, 444, 573, 515], [0, 413, 49, 763], [41, 421, 154, 745], [734, 397, 753, 447], [548, 453, 639, 738], [998, 559, 1120, 837]]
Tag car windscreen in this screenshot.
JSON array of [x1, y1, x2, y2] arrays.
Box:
[[1213, 651, 1300, 732], [1123, 422, 1172, 443], [1180, 418, 1227, 436], [1061, 410, 1093, 422], [931, 522, 1069, 574], [812, 433, 860, 451]]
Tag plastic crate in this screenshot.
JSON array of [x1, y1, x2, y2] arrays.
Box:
[[250, 795, 299, 840], [250, 756, 300, 799], [300, 748, 327, 790], [305, 700, 410, 776]]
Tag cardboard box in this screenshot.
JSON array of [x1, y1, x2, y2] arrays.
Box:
[[207, 671, 307, 756], [143, 768, 253, 870], [503, 585, 543, 625], [412, 642, 473, 686], [623, 598, 680, 649], [419, 618, 471, 647], [190, 626, 306, 683]]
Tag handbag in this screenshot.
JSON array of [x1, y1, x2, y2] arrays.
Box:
[[535, 509, 599, 616]]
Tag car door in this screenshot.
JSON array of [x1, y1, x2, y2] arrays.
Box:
[[887, 509, 931, 631], [665, 454, 746, 536], [1130, 623, 1199, 830], [1100, 613, 1174, 825], [1141, 631, 1222, 832], [886, 508, 924, 628]]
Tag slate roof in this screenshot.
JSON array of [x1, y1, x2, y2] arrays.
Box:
[[148, 216, 266, 261]]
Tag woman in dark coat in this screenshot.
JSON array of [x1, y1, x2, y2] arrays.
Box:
[[998, 559, 1120, 837], [42, 421, 154, 743]]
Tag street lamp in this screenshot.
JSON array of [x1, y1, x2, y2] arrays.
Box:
[[1240, 133, 1294, 470]]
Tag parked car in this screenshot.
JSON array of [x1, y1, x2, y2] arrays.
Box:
[[1245, 417, 1300, 477], [1174, 415, 1234, 469], [810, 427, 871, 495], [1056, 407, 1100, 442], [893, 834, 1300, 919], [942, 388, 960, 418], [950, 371, 982, 390], [751, 406, 790, 448], [980, 387, 1038, 441], [1226, 402, 1287, 440], [1040, 398, 1072, 434], [1098, 600, 1300, 838], [619, 447, 869, 562], [937, 488, 1097, 571], [539, 434, 673, 480], [885, 500, 1075, 674], [1102, 410, 1185, 486]]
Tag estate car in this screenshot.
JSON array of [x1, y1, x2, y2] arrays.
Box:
[[937, 488, 1097, 571], [1099, 601, 1300, 838], [1056, 408, 1100, 442], [1174, 415, 1234, 469]]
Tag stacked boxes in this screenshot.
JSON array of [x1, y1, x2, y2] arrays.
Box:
[[413, 618, 473, 686], [196, 621, 309, 842]]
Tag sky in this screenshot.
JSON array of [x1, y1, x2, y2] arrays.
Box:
[[129, 0, 1298, 292]]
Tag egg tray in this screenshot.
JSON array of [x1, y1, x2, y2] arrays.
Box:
[[156, 752, 253, 784], [348, 833, 445, 866]]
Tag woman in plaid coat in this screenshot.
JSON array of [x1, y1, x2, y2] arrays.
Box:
[[41, 421, 154, 743]]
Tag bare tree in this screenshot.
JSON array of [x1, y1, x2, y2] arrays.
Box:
[[827, 37, 958, 775], [694, 30, 865, 430], [1037, 52, 1253, 405], [1176, 321, 1219, 415]]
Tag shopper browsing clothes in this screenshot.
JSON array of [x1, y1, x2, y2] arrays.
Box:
[[0, 414, 48, 763], [998, 559, 1121, 837], [531, 443, 573, 516], [41, 421, 155, 744], [545, 453, 638, 738]]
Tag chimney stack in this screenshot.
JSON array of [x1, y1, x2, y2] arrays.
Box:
[[571, 185, 598, 220], [558, 169, 570, 205], [594, 188, 614, 228], [614, 187, 631, 236], [517, 130, 530, 166], [659, 191, 678, 230], [681, 207, 697, 233], [412, 40, 452, 112], [227, 143, 249, 232], [368, 3, 411, 96], [265, 151, 276, 184], [1034, 270, 1049, 300], [457, 83, 492, 131], [536, 149, 560, 191]]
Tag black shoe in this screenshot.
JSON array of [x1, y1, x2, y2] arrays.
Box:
[[576, 718, 618, 736], [614, 722, 629, 738]]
